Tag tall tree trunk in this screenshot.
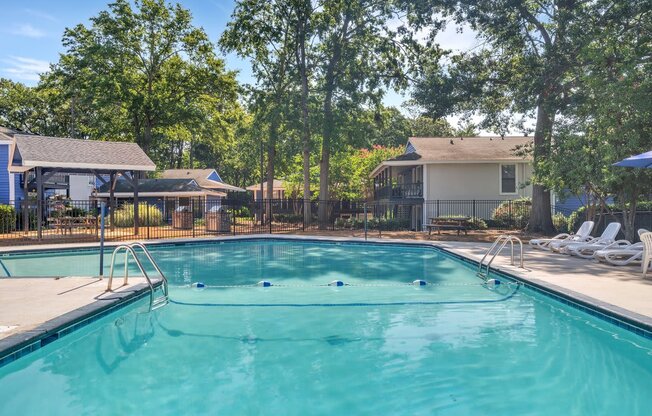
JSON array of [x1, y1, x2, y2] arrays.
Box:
[[266, 119, 279, 223], [295, 4, 312, 226], [318, 13, 350, 229], [528, 96, 555, 234]]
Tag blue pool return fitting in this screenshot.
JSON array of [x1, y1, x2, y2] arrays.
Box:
[[257, 281, 272, 287], [485, 279, 501, 288], [412, 279, 427, 286], [192, 282, 206, 288], [328, 280, 345, 287]]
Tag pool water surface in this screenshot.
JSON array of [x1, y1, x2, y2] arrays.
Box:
[[0, 240, 651, 415]]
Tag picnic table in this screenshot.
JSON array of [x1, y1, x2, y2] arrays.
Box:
[[48, 216, 97, 235], [426, 216, 471, 236]]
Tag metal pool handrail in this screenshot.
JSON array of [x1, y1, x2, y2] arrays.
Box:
[[477, 235, 524, 279], [106, 243, 169, 311]]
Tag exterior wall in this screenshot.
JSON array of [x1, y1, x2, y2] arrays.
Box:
[[425, 162, 532, 200], [69, 175, 95, 200], [0, 144, 10, 204], [207, 170, 222, 182]]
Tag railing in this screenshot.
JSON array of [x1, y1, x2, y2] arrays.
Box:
[[477, 235, 524, 279], [0, 197, 586, 246], [375, 183, 423, 200], [107, 243, 169, 311]]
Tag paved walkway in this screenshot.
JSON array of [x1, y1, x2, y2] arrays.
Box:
[[438, 241, 652, 323]]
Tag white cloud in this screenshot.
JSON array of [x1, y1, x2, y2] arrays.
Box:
[[24, 8, 59, 23], [2, 56, 51, 82], [9, 23, 47, 38]]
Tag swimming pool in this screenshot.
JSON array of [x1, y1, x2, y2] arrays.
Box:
[[1, 239, 651, 415]]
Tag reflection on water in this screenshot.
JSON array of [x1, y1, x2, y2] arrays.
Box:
[[0, 241, 651, 415]]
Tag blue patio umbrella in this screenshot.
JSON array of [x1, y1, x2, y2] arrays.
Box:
[[613, 150, 652, 168]]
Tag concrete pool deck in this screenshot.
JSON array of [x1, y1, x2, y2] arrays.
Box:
[[0, 234, 651, 359], [437, 241, 652, 327]]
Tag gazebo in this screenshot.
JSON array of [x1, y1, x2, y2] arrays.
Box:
[[6, 132, 156, 238]]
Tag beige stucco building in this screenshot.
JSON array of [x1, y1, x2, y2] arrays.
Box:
[[370, 136, 534, 229]]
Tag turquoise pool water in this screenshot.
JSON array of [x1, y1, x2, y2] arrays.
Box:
[[1, 240, 652, 415]]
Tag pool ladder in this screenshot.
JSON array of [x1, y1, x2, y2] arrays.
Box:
[[106, 243, 169, 311], [477, 235, 524, 280]]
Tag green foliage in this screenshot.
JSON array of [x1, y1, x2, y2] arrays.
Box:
[[439, 215, 488, 230], [0, 205, 16, 234], [552, 213, 570, 234], [334, 217, 410, 231], [273, 213, 303, 223], [113, 204, 163, 227], [491, 198, 531, 229]]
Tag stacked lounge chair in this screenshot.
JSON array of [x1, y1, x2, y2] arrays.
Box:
[[529, 221, 595, 251], [559, 222, 622, 258], [594, 229, 649, 266]]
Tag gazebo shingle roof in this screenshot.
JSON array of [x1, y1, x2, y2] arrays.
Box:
[[10, 134, 156, 171]]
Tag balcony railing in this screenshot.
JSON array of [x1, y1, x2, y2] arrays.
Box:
[[375, 182, 423, 200]]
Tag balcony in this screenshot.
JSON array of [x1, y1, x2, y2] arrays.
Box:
[[375, 182, 423, 200]]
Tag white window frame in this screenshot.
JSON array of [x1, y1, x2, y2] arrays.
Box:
[[499, 163, 518, 195]]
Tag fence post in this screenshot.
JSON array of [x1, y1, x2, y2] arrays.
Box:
[[99, 202, 106, 277], [192, 199, 196, 238], [472, 199, 476, 227], [232, 206, 236, 236], [269, 200, 273, 234], [436, 200, 440, 218], [302, 199, 305, 231], [364, 203, 368, 241], [147, 202, 151, 240]]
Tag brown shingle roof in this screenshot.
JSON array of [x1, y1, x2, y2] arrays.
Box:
[[401, 136, 532, 162], [160, 169, 245, 192], [11, 134, 156, 171], [246, 179, 285, 191]]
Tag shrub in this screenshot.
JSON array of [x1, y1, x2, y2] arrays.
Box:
[[0, 205, 15, 234], [273, 213, 303, 223], [552, 212, 570, 234], [113, 204, 163, 227], [492, 198, 531, 229], [439, 215, 488, 230]]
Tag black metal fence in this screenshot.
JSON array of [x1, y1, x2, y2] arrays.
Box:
[[0, 197, 581, 246]]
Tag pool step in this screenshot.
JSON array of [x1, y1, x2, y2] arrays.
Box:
[[151, 296, 169, 311]]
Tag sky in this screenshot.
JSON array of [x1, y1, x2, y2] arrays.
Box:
[[0, 0, 479, 115]]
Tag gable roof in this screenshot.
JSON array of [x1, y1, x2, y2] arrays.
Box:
[[246, 179, 285, 191], [8, 133, 156, 172], [370, 136, 533, 177], [404, 136, 532, 162], [160, 169, 245, 192], [95, 178, 225, 197]]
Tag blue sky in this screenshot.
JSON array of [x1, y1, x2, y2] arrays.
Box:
[[0, 1, 479, 113]]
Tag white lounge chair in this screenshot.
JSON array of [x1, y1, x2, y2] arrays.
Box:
[[641, 232, 652, 278], [529, 221, 595, 251], [561, 222, 622, 258], [594, 229, 648, 266]]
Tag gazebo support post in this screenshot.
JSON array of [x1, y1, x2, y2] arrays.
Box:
[[36, 167, 43, 240], [22, 172, 29, 233], [109, 172, 116, 231], [133, 171, 139, 236]]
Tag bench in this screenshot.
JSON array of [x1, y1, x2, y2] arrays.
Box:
[[426, 217, 471, 236]]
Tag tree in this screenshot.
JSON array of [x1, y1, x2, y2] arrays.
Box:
[[413, 0, 604, 233], [58, 0, 239, 165], [313, 0, 427, 227], [545, 1, 652, 241], [221, 0, 298, 218]]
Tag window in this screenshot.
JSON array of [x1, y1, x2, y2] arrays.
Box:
[[500, 164, 517, 194]]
